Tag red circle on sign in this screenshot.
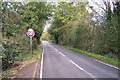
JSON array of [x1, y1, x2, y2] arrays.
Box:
[[26, 28, 35, 37]]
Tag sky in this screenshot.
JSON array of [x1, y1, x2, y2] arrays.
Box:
[[43, 17, 53, 32], [87, 0, 105, 13], [43, 21, 52, 32]]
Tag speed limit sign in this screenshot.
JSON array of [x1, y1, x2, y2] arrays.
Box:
[[26, 28, 35, 37], [26, 28, 35, 55]]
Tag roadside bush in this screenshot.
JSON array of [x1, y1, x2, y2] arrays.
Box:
[[2, 40, 21, 70]]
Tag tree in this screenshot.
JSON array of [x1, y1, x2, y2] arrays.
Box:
[[21, 2, 53, 44], [48, 1, 119, 60], [2, 2, 53, 70]]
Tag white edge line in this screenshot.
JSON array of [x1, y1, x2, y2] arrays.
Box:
[[93, 59, 120, 70], [59, 52, 65, 57], [69, 60, 95, 78], [40, 44, 44, 79]]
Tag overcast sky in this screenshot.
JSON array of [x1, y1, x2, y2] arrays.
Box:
[[43, 21, 52, 32]]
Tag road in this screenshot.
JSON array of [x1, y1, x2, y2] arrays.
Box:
[[41, 41, 119, 80]]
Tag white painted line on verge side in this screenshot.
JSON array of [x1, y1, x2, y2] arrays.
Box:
[[69, 60, 95, 78], [40, 44, 44, 79], [93, 59, 120, 70], [59, 52, 65, 57]]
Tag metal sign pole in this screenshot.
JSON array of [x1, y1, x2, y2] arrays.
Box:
[[27, 28, 35, 58], [30, 36, 32, 55]]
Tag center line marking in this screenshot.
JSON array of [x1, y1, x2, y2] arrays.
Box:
[[59, 52, 65, 57], [69, 60, 95, 78], [69, 60, 83, 70], [55, 48, 58, 51]]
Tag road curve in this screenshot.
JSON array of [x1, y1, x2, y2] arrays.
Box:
[[41, 41, 119, 80]]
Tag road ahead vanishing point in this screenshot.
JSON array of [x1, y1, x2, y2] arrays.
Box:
[[40, 41, 119, 80]]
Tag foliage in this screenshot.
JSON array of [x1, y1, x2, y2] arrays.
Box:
[[21, 2, 53, 44], [22, 45, 41, 64], [2, 69, 14, 78], [2, 45, 42, 78], [2, 2, 52, 71], [41, 32, 51, 41], [2, 2, 29, 70], [93, 1, 119, 56], [48, 2, 89, 45], [48, 1, 119, 63]]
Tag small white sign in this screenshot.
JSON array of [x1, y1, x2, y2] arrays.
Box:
[[26, 28, 35, 37]]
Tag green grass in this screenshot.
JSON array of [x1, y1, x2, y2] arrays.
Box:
[[23, 45, 42, 64], [64, 46, 120, 68], [32, 45, 41, 60]]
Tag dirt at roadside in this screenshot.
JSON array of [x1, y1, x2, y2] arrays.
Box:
[[15, 61, 37, 78], [35, 60, 40, 78]]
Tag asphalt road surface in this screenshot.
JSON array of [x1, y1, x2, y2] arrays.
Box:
[[41, 41, 120, 80]]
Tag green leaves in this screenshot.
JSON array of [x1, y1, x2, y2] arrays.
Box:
[[48, 1, 119, 60], [21, 2, 53, 44], [2, 2, 53, 71], [48, 2, 89, 45]]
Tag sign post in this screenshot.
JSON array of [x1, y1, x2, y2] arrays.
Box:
[[30, 36, 32, 55], [26, 28, 35, 56]]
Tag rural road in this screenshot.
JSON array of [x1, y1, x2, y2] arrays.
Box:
[[40, 41, 119, 80]]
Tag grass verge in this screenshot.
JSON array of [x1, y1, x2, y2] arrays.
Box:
[[22, 45, 42, 64], [64, 46, 120, 68]]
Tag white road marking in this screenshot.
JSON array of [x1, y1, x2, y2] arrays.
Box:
[[93, 59, 120, 70], [59, 52, 65, 57], [40, 44, 44, 79], [82, 69, 95, 78], [69, 60, 83, 70], [55, 48, 58, 52], [46, 43, 54, 48], [69, 60, 95, 78], [44, 43, 96, 78]]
